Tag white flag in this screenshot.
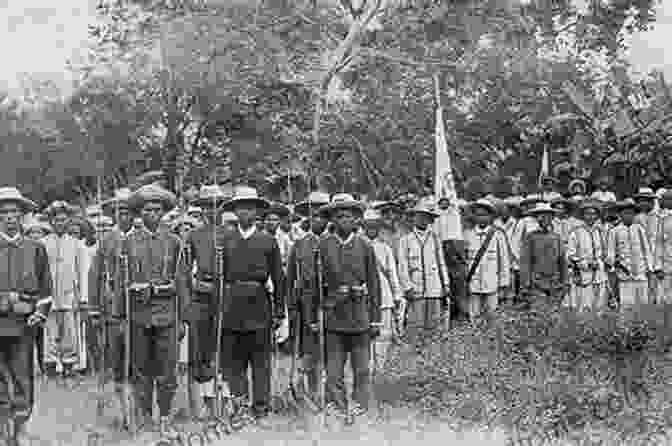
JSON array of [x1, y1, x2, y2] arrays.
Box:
[[434, 106, 463, 241]]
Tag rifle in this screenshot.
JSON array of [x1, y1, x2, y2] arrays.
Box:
[[120, 238, 137, 435], [314, 245, 327, 427], [213, 187, 226, 421]]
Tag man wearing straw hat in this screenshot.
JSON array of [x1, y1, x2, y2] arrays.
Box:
[[285, 191, 330, 400], [606, 199, 655, 309], [397, 198, 450, 338], [634, 187, 662, 301], [566, 199, 608, 311], [23, 218, 52, 241], [217, 186, 284, 426], [317, 193, 381, 419], [0, 187, 52, 444], [653, 190, 672, 301], [362, 208, 402, 366], [41, 201, 85, 379], [182, 184, 231, 420], [519, 202, 569, 309], [122, 184, 189, 435], [463, 199, 511, 320]]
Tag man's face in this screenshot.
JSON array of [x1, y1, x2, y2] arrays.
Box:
[[636, 198, 654, 213], [67, 222, 82, 240], [438, 200, 450, 210], [413, 212, 433, 230], [332, 209, 357, 234], [141, 201, 164, 228], [621, 208, 636, 225], [661, 197, 672, 210], [536, 212, 554, 230], [583, 208, 599, 226], [235, 202, 257, 227], [364, 224, 379, 240], [472, 207, 492, 227], [310, 212, 327, 234], [26, 228, 45, 240], [264, 213, 280, 233], [51, 212, 69, 235], [0, 202, 23, 235], [187, 211, 203, 223], [117, 207, 131, 229], [542, 180, 554, 192]]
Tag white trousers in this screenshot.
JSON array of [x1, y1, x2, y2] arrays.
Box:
[[619, 280, 650, 308], [565, 282, 607, 311]]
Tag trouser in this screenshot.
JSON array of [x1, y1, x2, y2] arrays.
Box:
[[189, 317, 215, 384], [0, 332, 34, 427], [372, 308, 394, 371], [220, 328, 271, 415], [325, 331, 370, 410], [619, 280, 650, 308], [75, 311, 87, 371], [88, 321, 124, 383], [131, 324, 178, 417], [657, 274, 672, 304], [649, 275, 659, 303], [465, 292, 498, 319], [565, 283, 607, 311], [43, 309, 78, 368], [299, 326, 318, 395], [405, 297, 444, 341]]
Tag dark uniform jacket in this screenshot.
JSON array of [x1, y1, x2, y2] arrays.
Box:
[[221, 227, 283, 332], [0, 236, 52, 336], [286, 232, 322, 345], [519, 229, 568, 295], [121, 227, 188, 327], [183, 223, 231, 322], [318, 232, 381, 333], [88, 228, 128, 319]]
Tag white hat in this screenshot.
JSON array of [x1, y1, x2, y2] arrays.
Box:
[[406, 198, 439, 218], [191, 184, 232, 207], [0, 188, 37, 213], [221, 211, 239, 223], [128, 184, 177, 211], [45, 200, 77, 217], [221, 186, 270, 211], [319, 193, 365, 218], [295, 191, 330, 216], [527, 202, 558, 215], [363, 209, 383, 221], [470, 198, 497, 214]]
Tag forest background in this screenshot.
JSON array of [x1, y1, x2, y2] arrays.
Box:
[[2, 0, 672, 207]]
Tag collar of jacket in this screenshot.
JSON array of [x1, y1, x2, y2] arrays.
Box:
[[238, 224, 256, 240], [0, 231, 23, 246]]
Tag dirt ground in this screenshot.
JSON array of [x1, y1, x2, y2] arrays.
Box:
[[22, 353, 512, 446]]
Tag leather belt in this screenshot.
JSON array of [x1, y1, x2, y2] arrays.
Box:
[[0, 291, 35, 315]]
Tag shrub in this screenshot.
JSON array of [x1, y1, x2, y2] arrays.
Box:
[[376, 302, 672, 441]]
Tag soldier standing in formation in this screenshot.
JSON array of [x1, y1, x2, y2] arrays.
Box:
[[286, 192, 330, 397], [122, 185, 188, 436], [317, 193, 381, 418], [519, 202, 569, 310], [0, 188, 52, 446], [182, 185, 230, 419], [218, 187, 284, 426]]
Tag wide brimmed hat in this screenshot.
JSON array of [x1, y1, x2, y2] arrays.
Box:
[[469, 198, 497, 215], [128, 184, 177, 211], [634, 187, 656, 200], [45, 200, 77, 217], [191, 184, 231, 208], [186, 206, 203, 216], [520, 194, 545, 208], [406, 198, 439, 218], [294, 191, 330, 217], [221, 186, 270, 212], [319, 193, 366, 218], [568, 179, 587, 194], [134, 170, 166, 188], [220, 211, 239, 224], [579, 199, 603, 213], [0, 188, 37, 213], [616, 198, 638, 211], [503, 195, 523, 208], [264, 202, 291, 218], [362, 208, 383, 223], [101, 188, 132, 212], [550, 196, 571, 208], [527, 202, 558, 216]]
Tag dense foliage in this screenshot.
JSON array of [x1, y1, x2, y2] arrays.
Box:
[[0, 0, 668, 204]]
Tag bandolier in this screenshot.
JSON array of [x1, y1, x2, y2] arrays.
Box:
[[122, 185, 188, 435], [0, 187, 52, 446]]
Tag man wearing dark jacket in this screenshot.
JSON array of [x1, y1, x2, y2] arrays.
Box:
[[218, 186, 284, 426], [318, 194, 381, 419]]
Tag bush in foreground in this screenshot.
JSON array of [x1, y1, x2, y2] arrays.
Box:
[[375, 302, 672, 442]]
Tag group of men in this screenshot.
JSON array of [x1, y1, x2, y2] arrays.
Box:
[[0, 170, 671, 445]]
